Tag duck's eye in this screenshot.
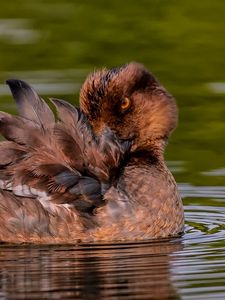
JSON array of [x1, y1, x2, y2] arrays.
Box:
[[120, 97, 130, 111]]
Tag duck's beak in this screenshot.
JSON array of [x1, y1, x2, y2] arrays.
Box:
[[92, 121, 134, 151]]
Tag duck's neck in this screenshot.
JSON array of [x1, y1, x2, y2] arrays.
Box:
[[128, 149, 160, 166], [129, 138, 167, 165]]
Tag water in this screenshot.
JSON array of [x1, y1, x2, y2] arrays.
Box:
[[0, 0, 225, 299]]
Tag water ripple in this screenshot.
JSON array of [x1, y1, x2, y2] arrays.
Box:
[[179, 183, 225, 199]]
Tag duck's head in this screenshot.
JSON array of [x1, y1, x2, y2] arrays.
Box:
[[80, 62, 177, 156]]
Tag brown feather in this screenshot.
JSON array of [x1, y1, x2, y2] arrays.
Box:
[[0, 80, 131, 217], [0, 111, 48, 147], [6, 79, 55, 129], [0, 141, 25, 166], [51, 98, 80, 128]]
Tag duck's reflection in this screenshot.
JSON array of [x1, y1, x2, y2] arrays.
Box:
[[0, 240, 182, 299]]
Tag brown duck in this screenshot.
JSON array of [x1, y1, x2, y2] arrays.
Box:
[[0, 62, 184, 243]]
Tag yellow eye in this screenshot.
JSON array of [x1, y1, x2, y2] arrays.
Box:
[[120, 97, 130, 110]]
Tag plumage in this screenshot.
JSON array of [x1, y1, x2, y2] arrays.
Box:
[[0, 141, 25, 166], [6, 79, 54, 129], [0, 62, 184, 243]]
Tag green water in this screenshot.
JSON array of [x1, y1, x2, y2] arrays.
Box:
[[0, 1, 225, 299]]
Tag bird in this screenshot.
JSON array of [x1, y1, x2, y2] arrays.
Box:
[[0, 62, 184, 244]]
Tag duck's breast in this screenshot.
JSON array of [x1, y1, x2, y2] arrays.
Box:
[[91, 163, 184, 241]]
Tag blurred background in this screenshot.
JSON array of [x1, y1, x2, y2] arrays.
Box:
[[0, 0, 225, 186], [1, 2, 225, 299]]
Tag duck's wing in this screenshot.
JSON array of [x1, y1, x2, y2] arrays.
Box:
[[0, 80, 130, 215]]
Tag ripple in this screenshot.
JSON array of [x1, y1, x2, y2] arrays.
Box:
[[179, 183, 225, 199], [184, 205, 225, 245], [171, 190, 225, 300], [0, 240, 182, 300]]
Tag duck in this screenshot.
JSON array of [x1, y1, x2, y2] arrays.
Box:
[[0, 62, 184, 244]]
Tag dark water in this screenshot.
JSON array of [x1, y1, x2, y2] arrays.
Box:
[[1, 0, 225, 299]]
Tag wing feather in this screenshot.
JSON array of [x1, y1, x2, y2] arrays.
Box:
[[0, 79, 131, 216], [6, 79, 54, 129]]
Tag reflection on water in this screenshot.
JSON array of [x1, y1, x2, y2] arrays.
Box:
[[0, 241, 182, 300]]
